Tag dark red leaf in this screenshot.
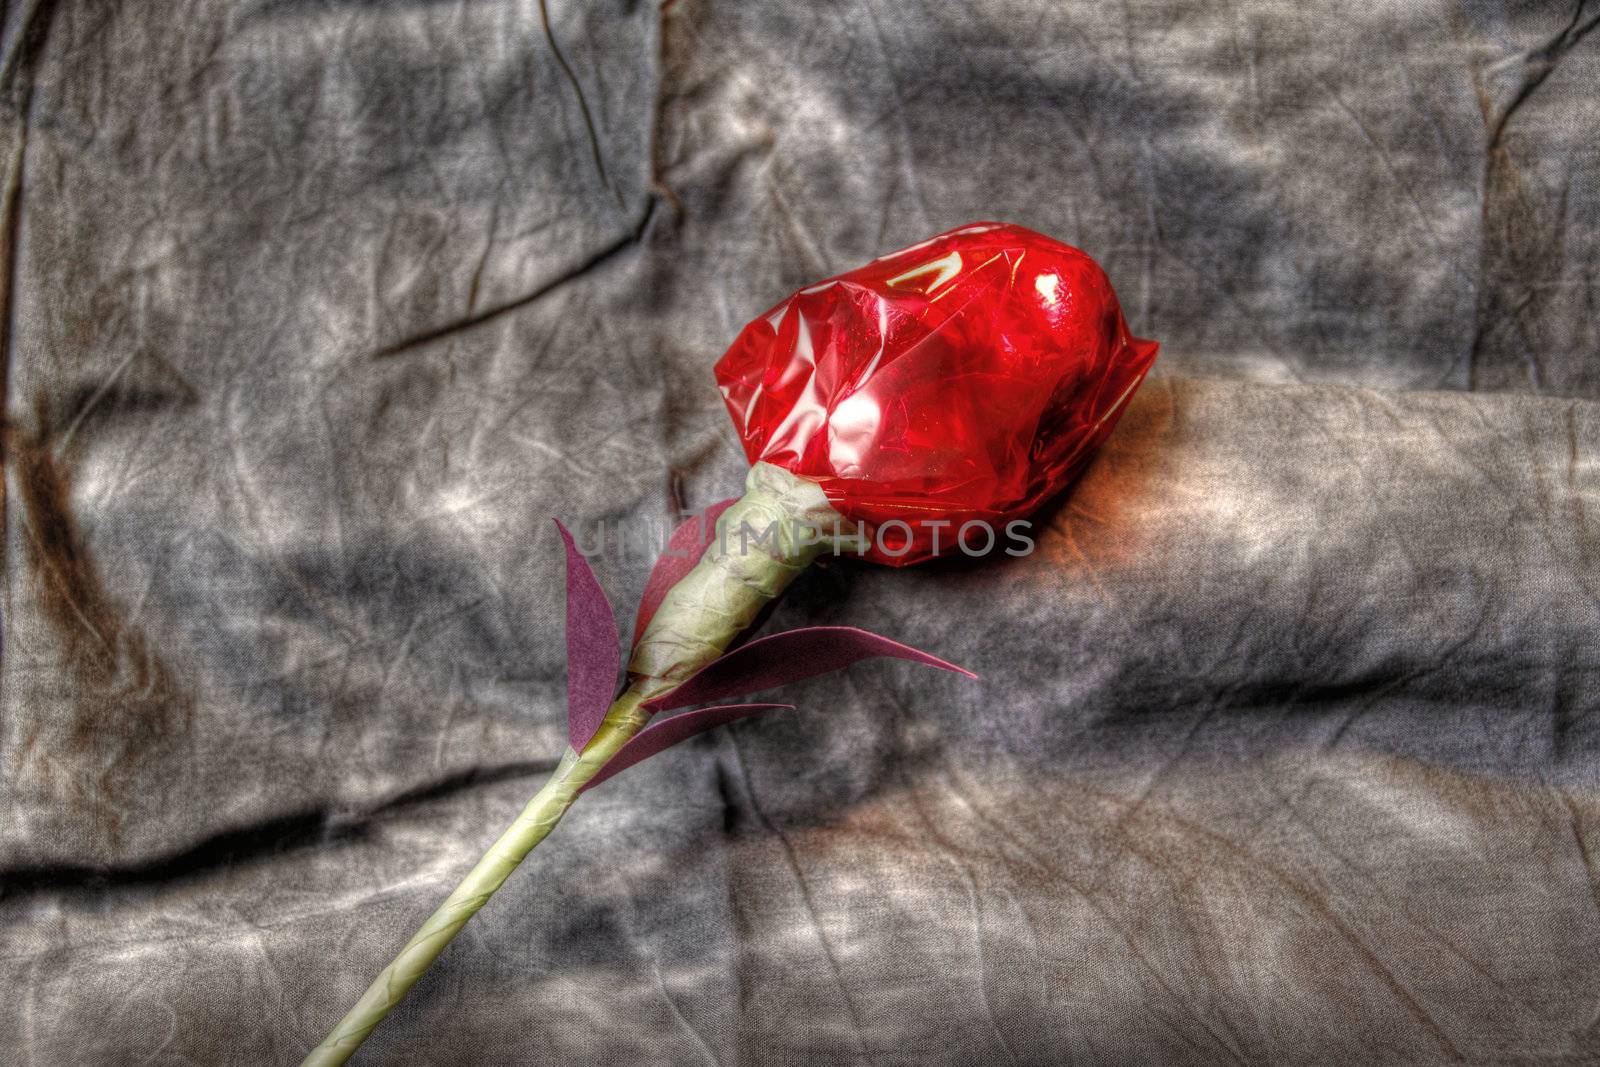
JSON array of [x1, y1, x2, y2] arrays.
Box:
[[579, 704, 793, 792], [643, 625, 975, 712], [556, 520, 620, 752], [632, 498, 737, 642]]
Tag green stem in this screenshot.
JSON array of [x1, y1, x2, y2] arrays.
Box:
[[302, 463, 853, 1065], [300, 684, 657, 1067]]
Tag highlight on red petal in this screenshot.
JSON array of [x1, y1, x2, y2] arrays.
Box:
[[632, 498, 738, 641], [555, 520, 621, 752], [643, 625, 975, 713], [579, 704, 793, 792]]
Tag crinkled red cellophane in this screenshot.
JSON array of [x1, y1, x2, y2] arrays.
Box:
[[714, 222, 1159, 565]]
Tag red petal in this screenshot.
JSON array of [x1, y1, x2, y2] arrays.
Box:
[[713, 222, 1158, 565]]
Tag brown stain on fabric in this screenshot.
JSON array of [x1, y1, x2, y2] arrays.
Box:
[[1033, 376, 1177, 576], [9, 398, 195, 848]]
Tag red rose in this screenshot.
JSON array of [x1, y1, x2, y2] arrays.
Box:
[[307, 224, 1156, 1066], [715, 222, 1158, 564]]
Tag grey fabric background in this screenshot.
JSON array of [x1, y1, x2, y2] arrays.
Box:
[[3, 0, 1598, 1063]]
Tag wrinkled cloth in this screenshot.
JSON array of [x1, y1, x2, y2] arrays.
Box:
[[3, 1, 1599, 1064]]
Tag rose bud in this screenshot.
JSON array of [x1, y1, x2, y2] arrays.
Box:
[[719, 221, 1160, 565], [631, 222, 1157, 686]]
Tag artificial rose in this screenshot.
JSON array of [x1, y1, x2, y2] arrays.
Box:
[[305, 223, 1155, 1065], [716, 222, 1159, 563]]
